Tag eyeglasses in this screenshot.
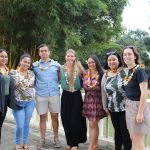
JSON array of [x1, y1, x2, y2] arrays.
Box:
[[106, 51, 117, 56]]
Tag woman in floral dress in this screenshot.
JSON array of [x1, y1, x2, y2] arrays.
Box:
[[82, 54, 107, 150], [9, 53, 35, 150]]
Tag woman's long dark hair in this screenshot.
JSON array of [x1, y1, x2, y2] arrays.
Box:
[[87, 54, 103, 82]]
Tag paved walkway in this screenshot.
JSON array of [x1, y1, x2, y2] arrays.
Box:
[[0, 120, 114, 150]]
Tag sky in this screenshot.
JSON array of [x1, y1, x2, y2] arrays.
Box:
[[122, 0, 150, 33]]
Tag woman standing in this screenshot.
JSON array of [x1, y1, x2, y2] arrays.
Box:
[[0, 49, 21, 145], [82, 54, 107, 150], [60, 49, 87, 150], [0, 49, 10, 144], [101, 52, 131, 150], [122, 46, 150, 150], [9, 53, 35, 150]]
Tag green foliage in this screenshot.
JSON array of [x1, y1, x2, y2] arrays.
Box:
[[116, 29, 150, 62], [144, 37, 150, 52], [116, 29, 150, 87], [0, 0, 128, 65]]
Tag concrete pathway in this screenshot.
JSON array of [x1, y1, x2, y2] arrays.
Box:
[[0, 120, 114, 150]]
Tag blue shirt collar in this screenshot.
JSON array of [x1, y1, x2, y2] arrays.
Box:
[[39, 58, 51, 63]]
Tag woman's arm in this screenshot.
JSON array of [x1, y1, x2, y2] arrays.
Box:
[[136, 81, 148, 123], [101, 73, 109, 113], [77, 61, 85, 75]]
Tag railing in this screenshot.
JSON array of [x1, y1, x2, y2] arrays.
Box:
[[101, 99, 150, 148], [6, 99, 150, 149]]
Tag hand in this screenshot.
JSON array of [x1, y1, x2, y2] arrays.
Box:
[[105, 109, 110, 116], [136, 113, 144, 124]]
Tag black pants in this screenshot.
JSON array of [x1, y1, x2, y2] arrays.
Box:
[[61, 90, 87, 148], [109, 111, 132, 150], [0, 95, 9, 144]]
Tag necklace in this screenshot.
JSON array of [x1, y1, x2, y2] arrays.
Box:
[[34, 60, 51, 71], [0, 65, 9, 75], [64, 64, 77, 91], [108, 68, 120, 74], [123, 64, 145, 86], [39, 63, 50, 71], [86, 70, 99, 88], [17, 68, 31, 90]]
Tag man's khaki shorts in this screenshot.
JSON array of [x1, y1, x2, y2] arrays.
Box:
[[35, 94, 60, 115]]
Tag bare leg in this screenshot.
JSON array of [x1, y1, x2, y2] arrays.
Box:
[[50, 112, 59, 138], [39, 114, 47, 139], [88, 120, 99, 150], [94, 121, 99, 149], [132, 133, 145, 150]]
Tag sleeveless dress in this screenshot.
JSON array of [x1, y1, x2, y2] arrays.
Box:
[[82, 71, 107, 121]]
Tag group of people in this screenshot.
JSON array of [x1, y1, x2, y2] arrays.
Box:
[[0, 44, 149, 150]]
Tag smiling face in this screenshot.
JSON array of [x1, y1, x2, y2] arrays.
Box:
[[39, 46, 50, 60], [107, 54, 119, 70], [65, 52, 76, 64], [87, 57, 97, 71], [19, 57, 31, 71], [123, 48, 136, 67], [0, 51, 8, 66]]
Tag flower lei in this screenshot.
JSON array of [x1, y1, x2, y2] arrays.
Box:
[[17, 68, 32, 90], [107, 68, 120, 74], [85, 70, 99, 88], [0, 65, 9, 75], [64, 64, 77, 91], [34, 60, 51, 71], [123, 64, 145, 86]]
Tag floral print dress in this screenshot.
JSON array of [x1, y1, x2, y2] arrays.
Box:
[[82, 71, 106, 121]]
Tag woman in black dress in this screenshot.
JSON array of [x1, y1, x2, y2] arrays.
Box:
[[60, 49, 87, 150]]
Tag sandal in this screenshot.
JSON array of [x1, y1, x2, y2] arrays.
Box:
[[23, 145, 30, 150], [37, 138, 45, 149], [94, 146, 99, 150], [16, 145, 23, 150]]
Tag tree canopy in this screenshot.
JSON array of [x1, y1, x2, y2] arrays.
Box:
[[115, 29, 150, 87], [0, 0, 128, 66]]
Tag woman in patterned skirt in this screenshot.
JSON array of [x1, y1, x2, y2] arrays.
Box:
[[101, 52, 131, 150], [82, 54, 107, 150]]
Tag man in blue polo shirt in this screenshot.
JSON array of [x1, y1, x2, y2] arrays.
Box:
[[32, 44, 61, 149]]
